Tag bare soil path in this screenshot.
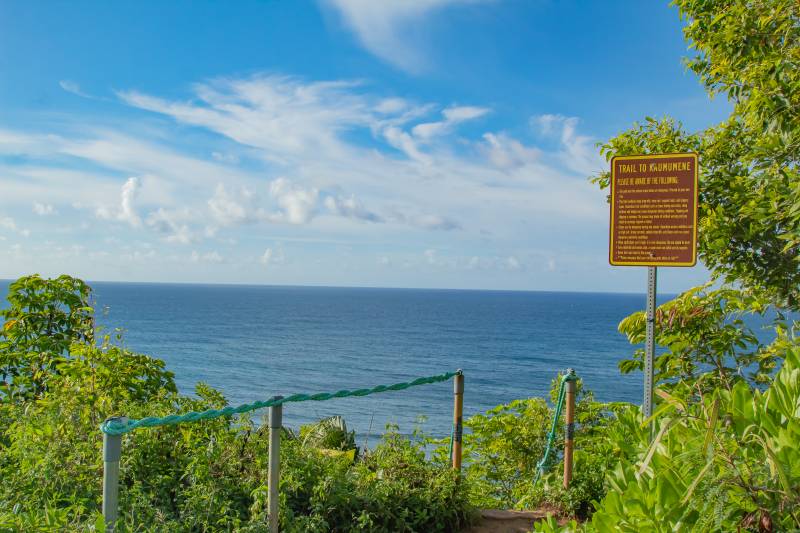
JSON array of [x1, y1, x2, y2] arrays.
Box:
[[463, 509, 555, 533]]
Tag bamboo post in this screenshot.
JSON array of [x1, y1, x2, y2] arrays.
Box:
[[452, 370, 464, 472], [268, 398, 283, 533], [102, 417, 126, 532], [563, 372, 576, 489]]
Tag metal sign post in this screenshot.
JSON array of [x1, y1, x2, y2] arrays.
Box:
[[643, 266, 657, 419], [607, 153, 699, 436]]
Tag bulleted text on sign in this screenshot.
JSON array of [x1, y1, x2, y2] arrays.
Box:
[[609, 153, 698, 266]]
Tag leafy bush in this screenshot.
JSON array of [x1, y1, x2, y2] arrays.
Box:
[[0, 275, 475, 532], [1, 274, 94, 401], [450, 375, 631, 519], [617, 284, 781, 392], [536, 343, 800, 532]]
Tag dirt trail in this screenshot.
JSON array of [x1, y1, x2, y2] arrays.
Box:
[[463, 509, 554, 533]]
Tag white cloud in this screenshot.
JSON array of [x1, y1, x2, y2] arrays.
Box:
[[260, 247, 285, 266], [480, 132, 540, 169], [424, 248, 438, 265], [412, 105, 489, 140], [33, 202, 57, 216], [0, 216, 30, 237], [382, 126, 430, 163], [59, 80, 92, 98], [146, 208, 198, 244], [268, 178, 319, 224], [116, 75, 604, 229], [533, 113, 565, 136], [1, 217, 15, 231], [387, 210, 460, 231], [375, 97, 408, 114], [324, 194, 383, 222], [532, 114, 605, 175], [0, 130, 59, 157], [0, 72, 615, 287], [119, 76, 372, 164], [466, 254, 523, 271], [120, 247, 156, 263], [96, 177, 142, 228], [208, 184, 259, 227], [190, 250, 224, 263], [211, 151, 239, 164], [324, 0, 492, 72], [559, 118, 604, 176]]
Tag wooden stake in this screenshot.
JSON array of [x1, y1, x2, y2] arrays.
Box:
[[563, 375, 576, 488], [452, 370, 464, 472]]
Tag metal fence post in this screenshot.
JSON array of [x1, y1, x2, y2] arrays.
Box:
[[268, 398, 283, 533], [563, 373, 576, 488], [644, 266, 657, 422], [452, 370, 464, 472], [102, 417, 126, 532]]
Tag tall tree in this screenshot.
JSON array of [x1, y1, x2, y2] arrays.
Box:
[[594, 0, 800, 309], [0, 275, 94, 401]]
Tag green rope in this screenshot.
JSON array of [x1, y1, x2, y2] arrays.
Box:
[[101, 371, 458, 435], [533, 369, 578, 484]]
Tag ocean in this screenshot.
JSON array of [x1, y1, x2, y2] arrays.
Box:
[[1, 281, 654, 438]]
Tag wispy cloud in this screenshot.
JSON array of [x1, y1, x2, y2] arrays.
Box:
[[324, 194, 383, 223], [0, 216, 30, 237], [260, 246, 286, 266], [59, 80, 93, 98], [33, 202, 57, 216], [146, 207, 199, 244], [412, 106, 490, 140], [323, 0, 493, 73], [532, 114, 605, 176], [1, 72, 608, 285], [190, 250, 224, 263]]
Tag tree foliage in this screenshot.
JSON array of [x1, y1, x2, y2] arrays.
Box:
[[0, 274, 94, 401], [521, 2, 800, 530], [616, 284, 786, 391], [593, 0, 800, 309], [536, 342, 800, 532]]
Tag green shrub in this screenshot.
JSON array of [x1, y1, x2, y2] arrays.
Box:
[[1, 274, 94, 402], [0, 275, 476, 532], [451, 375, 631, 518]]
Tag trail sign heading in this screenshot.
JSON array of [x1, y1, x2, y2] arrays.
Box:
[[609, 153, 698, 266]]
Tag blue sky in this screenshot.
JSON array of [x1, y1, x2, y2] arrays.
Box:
[[0, 0, 729, 292]]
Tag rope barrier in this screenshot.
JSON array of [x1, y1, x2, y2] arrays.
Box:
[[100, 371, 458, 435], [533, 369, 578, 484]]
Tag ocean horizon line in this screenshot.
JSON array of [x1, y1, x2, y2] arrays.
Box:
[[0, 277, 670, 298]]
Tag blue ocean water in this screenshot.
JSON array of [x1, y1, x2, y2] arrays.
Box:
[[1, 281, 652, 438]]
